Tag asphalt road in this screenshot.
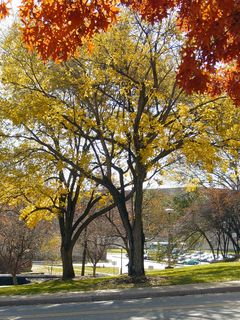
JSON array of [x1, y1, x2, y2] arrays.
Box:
[[1, 292, 240, 320]]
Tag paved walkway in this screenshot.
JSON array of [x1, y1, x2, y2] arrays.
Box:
[[1, 281, 240, 306]]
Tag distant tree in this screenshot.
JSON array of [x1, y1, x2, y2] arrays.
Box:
[[104, 208, 128, 252], [143, 189, 174, 242], [86, 216, 115, 277], [40, 235, 61, 275], [171, 142, 240, 256], [177, 189, 240, 258], [0, 207, 42, 285]]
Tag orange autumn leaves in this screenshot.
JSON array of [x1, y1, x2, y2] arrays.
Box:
[[176, 0, 240, 104], [0, 0, 240, 104], [19, 0, 120, 61], [0, 0, 10, 18], [122, 0, 176, 22]]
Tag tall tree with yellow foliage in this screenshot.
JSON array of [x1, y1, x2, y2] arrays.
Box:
[[0, 16, 237, 277]]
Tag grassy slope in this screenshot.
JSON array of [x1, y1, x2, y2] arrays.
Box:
[[31, 265, 119, 276], [0, 262, 240, 296], [148, 262, 240, 285]]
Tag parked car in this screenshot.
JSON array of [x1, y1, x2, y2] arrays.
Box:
[[0, 274, 30, 286], [183, 259, 199, 265]]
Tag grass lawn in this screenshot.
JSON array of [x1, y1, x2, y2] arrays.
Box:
[[1, 262, 240, 296], [107, 248, 127, 254], [148, 262, 240, 285], [31, 264, 119, 276]]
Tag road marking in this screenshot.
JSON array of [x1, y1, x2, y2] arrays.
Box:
[[0, 301, 238, 319]]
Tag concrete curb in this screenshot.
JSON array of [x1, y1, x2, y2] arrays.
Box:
[[1, 282, 240, 306]]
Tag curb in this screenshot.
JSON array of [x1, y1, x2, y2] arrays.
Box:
[[1, 282, 240, 306]]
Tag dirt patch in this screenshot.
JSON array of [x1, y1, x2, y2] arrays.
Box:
[[95, 275, 169, 289]]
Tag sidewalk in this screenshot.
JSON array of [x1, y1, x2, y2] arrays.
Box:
[[1, 281, 240, 306]]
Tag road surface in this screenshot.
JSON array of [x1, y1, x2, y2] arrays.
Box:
[[1, 292, 240, 319]]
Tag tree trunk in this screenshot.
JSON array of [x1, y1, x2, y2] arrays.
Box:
[[81, 232, 88, 276], [199, 229, 216, 259], [92, 264, 97, 277], [12, 274, 18, 285], [61, 245, 75, 280], [128, 226, 145, 277], [227, 231, 239, 255], [116, 198, 145, 278], [128, 175, 145, 278], [105, 175, 145, 278]]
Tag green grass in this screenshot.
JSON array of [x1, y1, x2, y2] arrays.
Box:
[[0, 277, 115, 296], [147, 262, 240, 285], [32, 264, 119, 275], [1, 262, 240, 296], [107, 248, 127, 254], [85, 266, 119, 274]]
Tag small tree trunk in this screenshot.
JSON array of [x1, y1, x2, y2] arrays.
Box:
[[12, 274, 18, 285], [92, 264, 97, 277], [61, 245, 75, 280], [81, 235, 88, 276]]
